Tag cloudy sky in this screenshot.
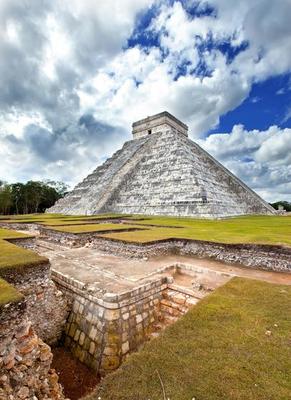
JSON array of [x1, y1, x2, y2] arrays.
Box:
[[0, 0, 290, 202]]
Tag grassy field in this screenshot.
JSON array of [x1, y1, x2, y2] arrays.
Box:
[[0, 228, 47, 305], [0, 213, 130, 224], [47, 223, 145, 234], [0, 239, 47, 272], [87, 278, 291, 400], [0, 278, 23, 307], [0, 228, 34, 240], [1, 213, 291, 246], [99, 215, 291, 246]]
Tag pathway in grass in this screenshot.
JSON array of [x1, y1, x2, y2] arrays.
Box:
[[86, 277, 291, 400]]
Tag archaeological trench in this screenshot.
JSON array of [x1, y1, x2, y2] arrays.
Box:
[[1, 217, 291, 399]]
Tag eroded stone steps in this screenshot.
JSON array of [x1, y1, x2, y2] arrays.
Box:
[[148, 286, 203, 340]]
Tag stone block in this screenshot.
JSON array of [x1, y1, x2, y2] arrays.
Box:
[[68, 323, 76, 338], [186, 297, 199, 306], [79, 332, 85, 346], [171, 292, 186, 305], [104, 309, 120, 321], [122, 341, 129, 355], [122, 312, 129, 320], [74, 329, 80, 342], [89, 342, 96, 355], [89, 326, 98, 340]]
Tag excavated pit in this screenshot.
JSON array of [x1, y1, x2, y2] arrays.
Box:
[[4, 223, 291, 399]]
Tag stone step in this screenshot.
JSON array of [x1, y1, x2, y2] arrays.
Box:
[[163, 315, 179, 326]]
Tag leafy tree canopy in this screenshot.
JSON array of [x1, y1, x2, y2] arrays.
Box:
[[270, 201, 291, 212], [0, 180, 68, 215]]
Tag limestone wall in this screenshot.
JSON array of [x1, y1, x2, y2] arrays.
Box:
[[132, 111, 188, 139], [52, 266, 204, 376], [40, 228, 291, 272], [0, 259, 69, 345], [89, 237, 291, 272], [0, 297, 64, 400], [53, 269, 167, 375]]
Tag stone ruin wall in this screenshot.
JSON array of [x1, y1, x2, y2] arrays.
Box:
[[0, 244, 69, 345], [91, 237, 291, 272], [0, 291, 65, 400], [38, 228, 291, 273], [52, 269, 199, 376], [0, 237, 69, 399]]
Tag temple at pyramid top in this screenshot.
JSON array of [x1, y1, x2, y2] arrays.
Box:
[[132, 111, 188, 139], [48, 111, 274, 218]]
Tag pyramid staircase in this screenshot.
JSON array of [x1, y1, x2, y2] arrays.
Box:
[[48, 112, 274, 218]]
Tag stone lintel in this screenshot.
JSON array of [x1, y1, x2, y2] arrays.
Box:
[[132, 111, 188, 139]]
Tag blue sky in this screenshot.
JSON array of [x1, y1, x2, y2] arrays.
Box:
[[0, 0, 290, 202], [210, 74, 291, 133]]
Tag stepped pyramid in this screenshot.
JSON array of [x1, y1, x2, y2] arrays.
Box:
[[48, 112, 274, 218]]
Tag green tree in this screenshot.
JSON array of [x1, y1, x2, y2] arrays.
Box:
[[270, 201, 291, 211], [0, 184, 12, 214], [0, 180, 67, 215]]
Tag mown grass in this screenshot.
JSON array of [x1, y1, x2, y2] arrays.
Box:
[[0, 227, 47, 305], [0, 228, 34, 240], [0, 213, 132, 225], [0, 278, 23, 307], [99, 215, 291, 246], [1, 214, 291, 246], [87, 278, 291, 400], [47, 223, 145, 234], [0, 240, 47, 271]]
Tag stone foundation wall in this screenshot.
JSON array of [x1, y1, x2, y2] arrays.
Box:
[[39, 227, 97, 248], [52, 266, 204, 376], [6, 237, 36, 250], [0, 223, 41, 232], [161, 284, 199, 321], [0, 298, 64, 400], [36, 228, 291, 272], [0, 261, 69, 346], [52, 270, 170, 375], [90, 238, 291, 272]]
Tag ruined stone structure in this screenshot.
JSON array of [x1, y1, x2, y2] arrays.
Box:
[[51, 260, 217, 375], [0, 237, 68, 400], [48, 111, 274, 218], [0, 296, 65, 400]]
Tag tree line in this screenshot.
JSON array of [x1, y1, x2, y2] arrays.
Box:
[[270, 201, 291, 212], [0, 180, 68, 215]]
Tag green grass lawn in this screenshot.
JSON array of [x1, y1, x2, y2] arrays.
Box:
[[0, 213, 133, 225], [2, 213, 291, 246], [0, 227, 47, 306], [0, 228, 35, 240], [99, 215, 291, 246], [46, 223, 146, 234], [0, 278, 23, 307], [0, 239, 47, 272], [88, 278, 291, 400]]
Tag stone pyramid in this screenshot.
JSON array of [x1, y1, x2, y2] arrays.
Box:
[[48, 112, 274, 218]]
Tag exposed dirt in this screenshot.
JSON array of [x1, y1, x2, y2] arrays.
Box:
[[51, 347, 100, 400]]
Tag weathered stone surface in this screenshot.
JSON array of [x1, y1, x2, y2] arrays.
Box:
[[48, 111, 274, 218], [0, 300, 64, 400]]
